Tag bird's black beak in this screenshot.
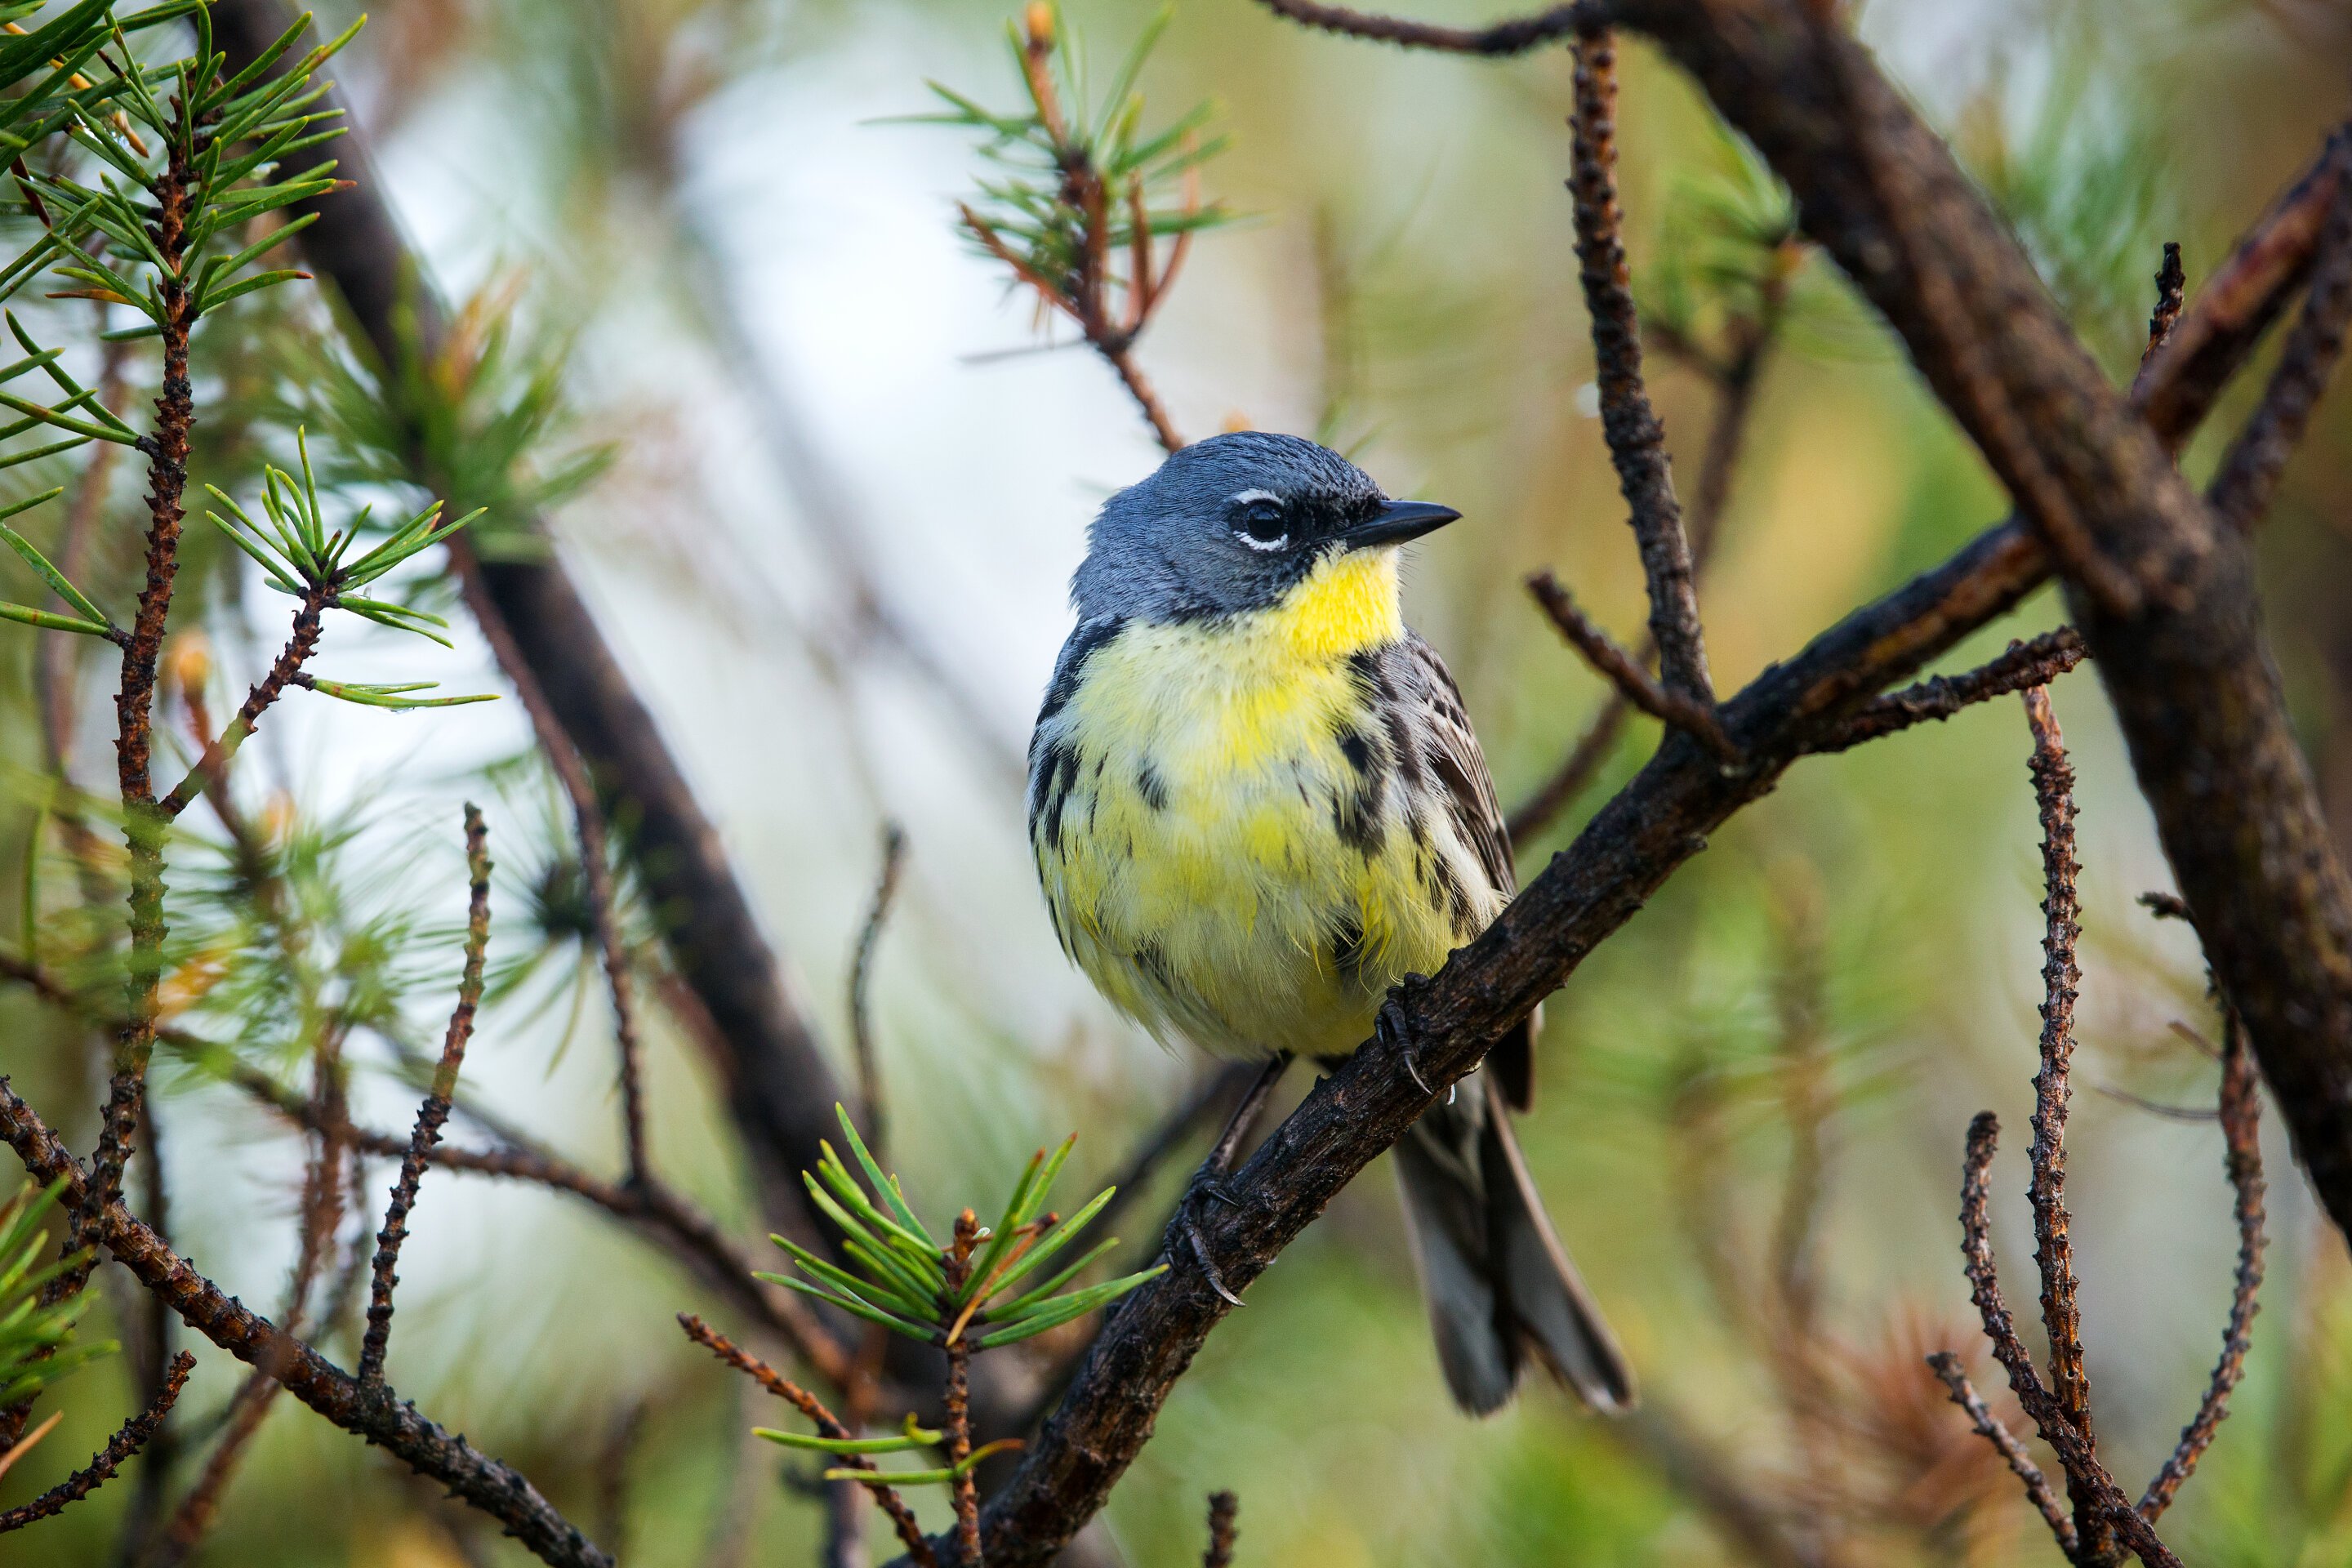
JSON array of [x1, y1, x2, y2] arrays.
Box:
[[1343, 498, 1463, 550]]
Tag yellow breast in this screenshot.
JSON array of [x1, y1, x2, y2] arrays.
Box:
[[1031, 550, 1493, 1059]]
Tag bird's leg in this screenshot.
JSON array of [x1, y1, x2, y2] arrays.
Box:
[[1171, 1052, 1290, 1307], [1200, 1051, 1291, 1188]]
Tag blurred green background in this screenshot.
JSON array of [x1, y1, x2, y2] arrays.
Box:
[[6, 0, 2352, 1562]]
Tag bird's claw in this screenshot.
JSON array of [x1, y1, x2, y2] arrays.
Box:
[[1379, 997, 1435, 1096], [1189, 1224, 1243, 1307]]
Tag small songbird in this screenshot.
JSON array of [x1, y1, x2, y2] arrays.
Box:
[[1027, 430, 1633, 1414]]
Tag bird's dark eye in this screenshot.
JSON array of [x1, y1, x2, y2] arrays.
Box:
[[1230, 497, 1288, 551]]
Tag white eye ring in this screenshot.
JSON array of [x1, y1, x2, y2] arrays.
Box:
[[1230, 489, 1288, 550]]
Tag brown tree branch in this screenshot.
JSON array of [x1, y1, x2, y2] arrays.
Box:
[[2137, 1013, 2267, 1521], [2207, 133, 2352, 532], [156, 586, 328, 818], [2020, 688, 2106, 1560], [849, 825, 907, 1152], [1257, 0, 1586, 53], [1569, 25, 1713, 702], [1924, 1352, 2075, 1557], [0, 1351, 191, 1535], [359, 807, 492, 1388], [457, 534, 653, 1186], [1508, 285, 1778, 841], [678, 1314, 937, 1568], [1806, 629, 2087, 754], [1201, 1492, 1237, 1568], [903, 99, 2338, 1551], [207, 0, 858, 1258], [0, 1081, 612, 1567], [1587, 0, 2352, 1250], [2142, 244, 2185, 369], [1526, 571, 1736, 759]]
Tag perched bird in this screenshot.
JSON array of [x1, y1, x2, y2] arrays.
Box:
[[1027, 430, 1633, 1415]]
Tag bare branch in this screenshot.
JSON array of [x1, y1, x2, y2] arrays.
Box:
[[2143, 243, 2185, 368], [0, 1351, 193, 1535], [359, 806, 492, 1388], [1256, 0, 1591, 54], [0, 1080, 612, 1567], [2020, 687, 2106, 1557], [678, 1314, 937, 1568], [1526, 572, 1735, 759], [2207, 133, 2352, 532], [2138, 1013, 2267, 1521], [1924, 1352, 2075, 1556], [850, 825, 907, 1152], [1202, 1492, 1238, 1568], [1569, 25, 1713, 702], [1509, 295, 1778, 840], [1806, 629, 2087, 754]]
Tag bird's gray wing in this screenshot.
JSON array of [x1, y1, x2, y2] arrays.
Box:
[[1399, 632, 1515, 898], [1397, 632, 1535, 1108]]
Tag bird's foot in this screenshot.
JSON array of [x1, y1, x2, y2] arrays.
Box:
[[1379, 996, 1435, 1096], [1187, 1220, 1244, 1307]]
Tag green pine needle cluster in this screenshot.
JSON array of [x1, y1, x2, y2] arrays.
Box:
[[762, 1104, 1162, 1355], [910, 2, 1234, 342], [201, 426, 494, 709], [0, 1179, 113, 1407]]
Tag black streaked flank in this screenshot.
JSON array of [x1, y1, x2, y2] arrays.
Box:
[[1138, 761, 1169, 811], [1036, 616, 1127, 725]]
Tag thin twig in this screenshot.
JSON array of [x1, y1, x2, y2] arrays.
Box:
[[1526, 572, 1737, 760], [1805, 630, 2087, 754], [461, 558, 652, 1186], [156, 585, 329, 818], [1201, 1492, 1238, 1568], [1508, 297, 1780, 840], [2137, 1013, 2266, 1521], [2207, 133, 2352, 532], [2020, 686, 2105, 1561], [0, 1352, 193, 1535], [677, 1314, 937, 1568], [1569, 24, 1713, 702], [1925, 1352, 2075, 1555], [0, 1078, 612, 1568], [1089, 1062, 1263, 1245], [1255, 0, 1589, 53], [850, 825, 907, 1153], [152, 1021, 354, 1568], [359, 806, 492, 1388], [84, 125, 201, 1269], [2142, 244, 2185, 371], [944, 1211, 983, 1566]]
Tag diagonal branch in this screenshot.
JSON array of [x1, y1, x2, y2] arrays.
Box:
[[0, 1350, 193, 1535], [0, 1080, 613, 1568], [678, 1314, 938, 1568], [1568, 24, 1713, 702], [890, 140, 2340, 1547], [1257, 0, 1588, 53], [206, 0, 858, 1263], [1806, 629, 2087, 754], [1925, 1351, 2074, 1557], [2207, 132, 2352, 532], [1526, 571, 1735, 759]]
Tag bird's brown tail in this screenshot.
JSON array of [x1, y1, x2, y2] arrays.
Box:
[[1392, 1066, 1635, 1416]]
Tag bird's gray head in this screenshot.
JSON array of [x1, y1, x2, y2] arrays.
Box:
[[1071, 431, 1460, 622]]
